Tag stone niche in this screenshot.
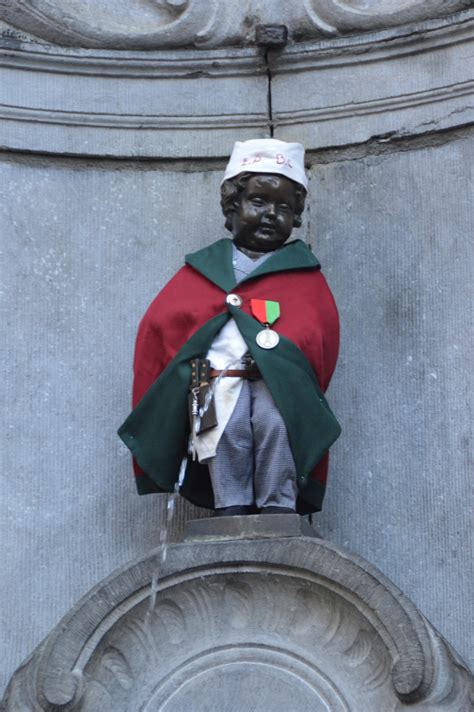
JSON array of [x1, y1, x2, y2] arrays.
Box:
[[1, 0, 473, 701], [2, 517, 472, 711]]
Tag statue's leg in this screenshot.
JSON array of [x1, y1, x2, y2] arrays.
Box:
[[251, 380, 297, 512], [207, 381, 254, 509]]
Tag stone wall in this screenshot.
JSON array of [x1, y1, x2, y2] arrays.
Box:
[[311, 132, 474, 665], [1, 2, 473, 694]]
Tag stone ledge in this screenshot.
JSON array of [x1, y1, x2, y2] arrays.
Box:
[[184, 513, 321, 541], [0, 10, 472, 157]]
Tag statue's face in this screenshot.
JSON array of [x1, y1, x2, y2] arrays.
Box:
[[231, 174, 298, 253]]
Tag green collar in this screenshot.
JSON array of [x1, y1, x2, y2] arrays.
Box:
[[185, 238, 320, 292]]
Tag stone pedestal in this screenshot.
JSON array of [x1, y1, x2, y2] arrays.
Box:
[[2, 516, 472, 711]]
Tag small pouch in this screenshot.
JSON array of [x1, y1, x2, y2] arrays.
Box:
[[197, 383, 217, 433]]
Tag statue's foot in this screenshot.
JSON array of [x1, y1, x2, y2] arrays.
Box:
[[213, 506, 252, 517], [260, 506, 296, 514]]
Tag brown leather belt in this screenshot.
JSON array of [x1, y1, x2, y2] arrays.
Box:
[[209, 368, 261, 380]]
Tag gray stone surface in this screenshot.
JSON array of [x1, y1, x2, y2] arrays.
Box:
[[310, 133, 474, 673], [272, 11, 474, 150], [0, 158, 222, 695], [2, 524, 472, 710], [0, 0, 470, 48], [0, 41, 268, 158]]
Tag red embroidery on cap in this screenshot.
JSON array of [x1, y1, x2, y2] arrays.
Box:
[[275, 154, 294, 168]]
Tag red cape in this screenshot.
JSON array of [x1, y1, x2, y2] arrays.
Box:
[[121, 239, 340, 512]]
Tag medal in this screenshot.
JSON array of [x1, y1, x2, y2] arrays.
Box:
[[251, 299, 281, 350], [256, 327, 280, 349]]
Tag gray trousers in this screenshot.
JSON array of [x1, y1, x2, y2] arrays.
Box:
[[208, 380, 297, 509]]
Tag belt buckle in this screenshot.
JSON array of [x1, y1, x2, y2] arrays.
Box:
[[241, 353, 260, 381]]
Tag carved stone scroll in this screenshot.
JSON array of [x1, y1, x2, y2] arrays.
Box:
[[0, 0, 219, 49], [0, 0, 472, 49], [302, 0, 473, 36], [2, 518, 472, 711]]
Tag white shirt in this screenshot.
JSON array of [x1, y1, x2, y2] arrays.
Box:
[[194, 244, 271, 462]]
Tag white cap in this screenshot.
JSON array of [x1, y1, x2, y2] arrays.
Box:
[[222, 138, 308, 190]]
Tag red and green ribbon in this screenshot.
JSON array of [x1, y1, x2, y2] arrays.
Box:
[[250, 299, 280, 326]]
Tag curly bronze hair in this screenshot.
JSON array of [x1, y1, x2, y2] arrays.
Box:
[[220, 172, 306, 233]]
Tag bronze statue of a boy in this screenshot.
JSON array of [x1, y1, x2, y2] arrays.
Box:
[[119, 139, 340, 515]]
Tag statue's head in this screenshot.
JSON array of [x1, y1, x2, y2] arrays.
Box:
[[220, 139, 307, 253]]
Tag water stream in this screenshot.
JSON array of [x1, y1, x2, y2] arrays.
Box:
[[146, 481, 180, 623], [145, 357, 244, 622]]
